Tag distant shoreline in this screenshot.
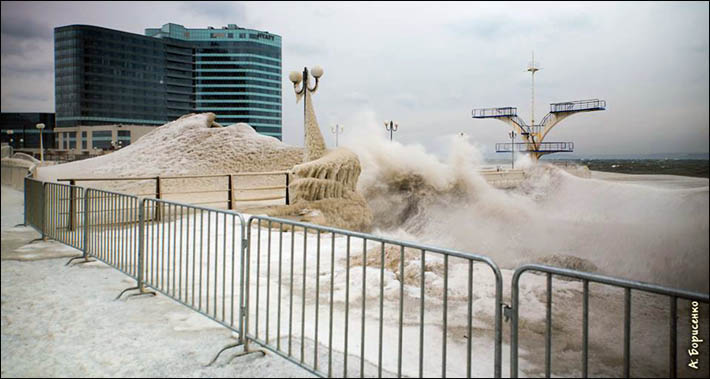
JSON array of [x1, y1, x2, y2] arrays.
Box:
[[574, 159, 709, 178]]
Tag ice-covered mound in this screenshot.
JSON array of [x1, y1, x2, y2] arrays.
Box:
[[38, 113, 303, 181]]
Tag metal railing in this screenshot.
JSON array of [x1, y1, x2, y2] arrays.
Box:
[[549, 99, 606, 113], [58, 171, 290, 210], [43, 182, 85, 250], [510, 264, 710, 378], [472, 107, 518, 118], [243, 215, 504, 378], [16, 177, 710, 378], [24, 177, 45, 234], [85, 188, 142, 278], [141, 197, 247, 336], [496, 142, 574, 153]]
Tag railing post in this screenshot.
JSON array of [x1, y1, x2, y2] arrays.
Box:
[[228, 174, 234, 210], [285, 172, 290, 205], [82, 189, 90, 258], [69, 179, 76, 231], [155, 176, 161, 221], [137, 198, 146, 291], [41, 182, 47, 240], [22, 177, 28, 226]]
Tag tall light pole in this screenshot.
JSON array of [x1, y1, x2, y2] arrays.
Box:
[[289, 65, 323, 143], [509, 130, 517, 169], [36, 123, 45, 162], [331, 124, 344, 147], [384, 120, 398, 141]]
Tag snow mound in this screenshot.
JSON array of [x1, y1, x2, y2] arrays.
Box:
[[38, 113, 303, 181]]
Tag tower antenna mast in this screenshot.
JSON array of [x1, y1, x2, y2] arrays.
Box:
[[527, 51, 540, 128]]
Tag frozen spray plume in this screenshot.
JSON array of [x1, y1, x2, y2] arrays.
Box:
[[343, 111, 709, 292], [267, 66, 374, 231]]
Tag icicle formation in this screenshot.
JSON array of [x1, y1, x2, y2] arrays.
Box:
[[289, 148, 362, 202], [301, 88, 328, 162]]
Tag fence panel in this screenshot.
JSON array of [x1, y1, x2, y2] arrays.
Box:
[[24, 177, 44, 234], [243, 215, 504, 378], [510, 264, 710, 378], [84, 188, 142, 279], [141, 198, 247, 336], [43, 182, 85, 250]]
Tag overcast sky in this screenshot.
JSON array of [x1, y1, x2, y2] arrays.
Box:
[[1, 1, 708, 156]]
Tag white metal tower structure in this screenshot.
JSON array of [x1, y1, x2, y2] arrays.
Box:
[[527, 52, 540, 128], [472, 54, 606, 161]]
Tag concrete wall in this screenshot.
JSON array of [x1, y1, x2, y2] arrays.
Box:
[[1, 158, 33, 190]]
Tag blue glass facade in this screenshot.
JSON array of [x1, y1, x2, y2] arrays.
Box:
[[55, 23, 282, 139]]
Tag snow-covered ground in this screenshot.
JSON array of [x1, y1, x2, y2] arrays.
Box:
[[1, 186, 314, 378], [4, 179, 708, 378]]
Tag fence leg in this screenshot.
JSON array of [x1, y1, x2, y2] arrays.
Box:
[[206, 221, 265, 366], [116, 198, 155, 300]]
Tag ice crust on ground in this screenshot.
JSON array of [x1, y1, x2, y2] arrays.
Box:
[[1, 186, 315, 378]]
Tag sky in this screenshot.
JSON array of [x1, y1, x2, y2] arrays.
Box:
[[1, 1, 708, 157]]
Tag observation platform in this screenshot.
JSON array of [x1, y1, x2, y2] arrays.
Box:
[[549, 99, 606, 113], [495, 141, 574, 153], [472, 107, 518, 118]]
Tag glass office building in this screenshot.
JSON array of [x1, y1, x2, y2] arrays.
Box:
[[55, 23, 282, 139]]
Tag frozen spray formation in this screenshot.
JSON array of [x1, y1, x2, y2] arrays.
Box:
[[343, 120, 709, 293], [267, 74, 373, 231]]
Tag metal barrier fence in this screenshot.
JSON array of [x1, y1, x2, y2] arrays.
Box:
[[16, 179, 710, 378], [141, 197, 247, 337], [24, 177, 44, 234], [43, 182, 85, 250], [85, 188, 142, 278], [243, 215, 504, 378], [510, 264, 710, 378]]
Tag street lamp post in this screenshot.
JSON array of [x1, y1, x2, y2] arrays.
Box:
[[384, 120, 398, 141], [331, 124, 344, 147], [509, 130, 516, 169], [36, 123, 45, 162], [289, 66, 323, 143], [6, 130, 13, 148]]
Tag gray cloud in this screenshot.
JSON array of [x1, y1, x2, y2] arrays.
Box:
[[177, 2, 247, 25], [0, 1, 708, 156]]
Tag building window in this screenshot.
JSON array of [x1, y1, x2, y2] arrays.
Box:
[[92, 130, 113, 149], [82, 131, 87, 150]]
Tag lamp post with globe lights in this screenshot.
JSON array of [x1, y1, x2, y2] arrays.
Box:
[[36, 123, 45, 162], [289, 65, 323, 141], [384, 120, 398, 141]]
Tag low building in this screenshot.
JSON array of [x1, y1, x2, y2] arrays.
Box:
[[0, 112, 56, 155], [54, 124, 155, 153]]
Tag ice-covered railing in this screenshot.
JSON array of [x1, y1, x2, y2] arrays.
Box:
[[57, 171, 291, 212], [549, 99, 606, 113]]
